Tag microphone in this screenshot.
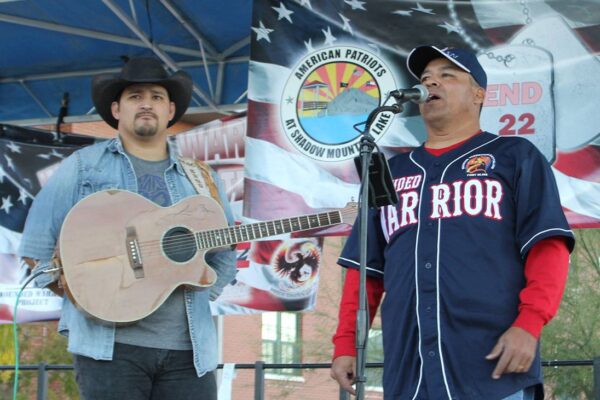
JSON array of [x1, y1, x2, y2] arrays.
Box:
[[389, 84, 429, 104]]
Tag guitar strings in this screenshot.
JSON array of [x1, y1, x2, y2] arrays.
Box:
[[136, 221, 293, 249], [133, 211, 341, 258], [136, 228, 240, 250], [133, 226, 302, 258], [135, 228, 256, 257], [134, 228, 243, 257], [136, 212, 338, 249]]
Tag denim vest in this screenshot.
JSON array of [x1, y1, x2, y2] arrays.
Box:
[[18, 136, 237, 377]]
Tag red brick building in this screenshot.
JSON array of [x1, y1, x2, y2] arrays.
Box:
[[220, 237, 384, 400]]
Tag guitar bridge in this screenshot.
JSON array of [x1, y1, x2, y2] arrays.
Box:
[[126, 226, 144, 278]]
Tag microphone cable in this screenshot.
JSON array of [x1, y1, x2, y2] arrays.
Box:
[[12, 264, 61, 400]]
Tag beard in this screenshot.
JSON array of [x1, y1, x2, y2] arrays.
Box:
[[133, 117, 159, 137], [134, 123, 158, 137]]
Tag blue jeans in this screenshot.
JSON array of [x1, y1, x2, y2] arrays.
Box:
[[502, 386, 536, 400], [73, 343, 217, 400]]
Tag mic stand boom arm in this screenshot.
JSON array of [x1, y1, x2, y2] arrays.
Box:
[[354, 100, 404, 400]]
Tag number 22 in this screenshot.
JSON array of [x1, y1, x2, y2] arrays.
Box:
[[499, 113, 535, 135]]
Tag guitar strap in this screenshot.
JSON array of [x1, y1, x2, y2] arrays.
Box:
[[178, 157, 223, 207], [179, 157, 238, 251]]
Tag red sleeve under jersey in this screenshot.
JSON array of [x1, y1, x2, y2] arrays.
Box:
[[331, 237, 569, 358], [513, 237, 570, 338], [332, 268, 384, 359]]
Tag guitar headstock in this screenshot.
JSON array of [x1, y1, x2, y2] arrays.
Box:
[[339, 201, 359, 225]]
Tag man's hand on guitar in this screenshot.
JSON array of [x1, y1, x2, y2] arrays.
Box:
[[22, 257, 65, 297]]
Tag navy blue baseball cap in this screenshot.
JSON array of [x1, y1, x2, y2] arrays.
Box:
[[407, 45, 487, 89]]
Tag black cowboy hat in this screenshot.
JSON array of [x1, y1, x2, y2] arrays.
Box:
[[91, 57, 193, 129]]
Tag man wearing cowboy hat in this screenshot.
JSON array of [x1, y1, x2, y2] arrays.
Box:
[[19, 57, 236, 400]]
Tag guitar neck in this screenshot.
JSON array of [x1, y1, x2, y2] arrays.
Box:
[[195, 209, 343, 249]]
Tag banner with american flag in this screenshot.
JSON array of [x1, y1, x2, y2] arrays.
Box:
[[244, 0, 600, 228], [0, 128, 83, 323]]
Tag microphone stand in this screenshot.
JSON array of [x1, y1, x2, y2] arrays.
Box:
[[354, 99, 404, 400], [55, 92, 69, 142]]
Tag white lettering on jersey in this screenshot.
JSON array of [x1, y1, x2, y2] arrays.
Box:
[[400, 191, 419, 226], [431, 184, 452, 218], [394, 175, 422, 192], [382, 190, 419, 237], [382, 177, 504, 238], [385, 201, 400, 233], [464, 179, 483, 216], [451, 181, 463, 217], [484, 179, 504, 220], [429, 178, 503, 220]]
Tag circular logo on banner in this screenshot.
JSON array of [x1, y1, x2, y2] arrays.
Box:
[[281, 46, 397, 161]]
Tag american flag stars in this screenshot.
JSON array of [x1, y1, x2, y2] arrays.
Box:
[[322, 26, 337, 46], [304, 38, 314, 52], [393, 10, 413, 17], [18, 188, 28, 205], [438, 21, 460, 34], [294, 0, 312, 10], [252, 21, 274, 43], [1, 195, 13, 214], [272, 2, 294, 23], [6, 142, 21, 154], [251, 1, 457, 53], [3, 155, 14, 170], [338, 13, 353, 35], [344, 0, 366, 11], [412, 2, 434, 15]]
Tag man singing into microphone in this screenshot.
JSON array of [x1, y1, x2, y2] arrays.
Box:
[[330, 45, 574, 399]]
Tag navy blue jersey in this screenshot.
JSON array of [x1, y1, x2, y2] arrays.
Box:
[[338, 132, 575, 400]]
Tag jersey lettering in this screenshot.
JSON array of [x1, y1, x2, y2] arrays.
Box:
[[400, 191, 419, 227], [451, 181, 463, 217], [464, 179, 483, 216], [382, 177, 504, 238], [430, 178, 503, 220], [431, 183, 452, 218], [385, 202, 400, 233], [484, 179, 503, 220], [382, 190, 419, 237], [394, 175, 422, 192]]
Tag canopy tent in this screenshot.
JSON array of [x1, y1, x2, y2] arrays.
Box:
[[0, 0, 251, 127]]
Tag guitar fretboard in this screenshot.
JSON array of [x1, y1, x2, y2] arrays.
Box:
[[195, 210, 342, 249]]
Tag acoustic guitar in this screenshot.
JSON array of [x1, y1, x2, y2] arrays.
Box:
[[59, 189, 358, 323]]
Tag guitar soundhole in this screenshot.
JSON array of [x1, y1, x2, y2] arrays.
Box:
[[162, 227, 197, 263]]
